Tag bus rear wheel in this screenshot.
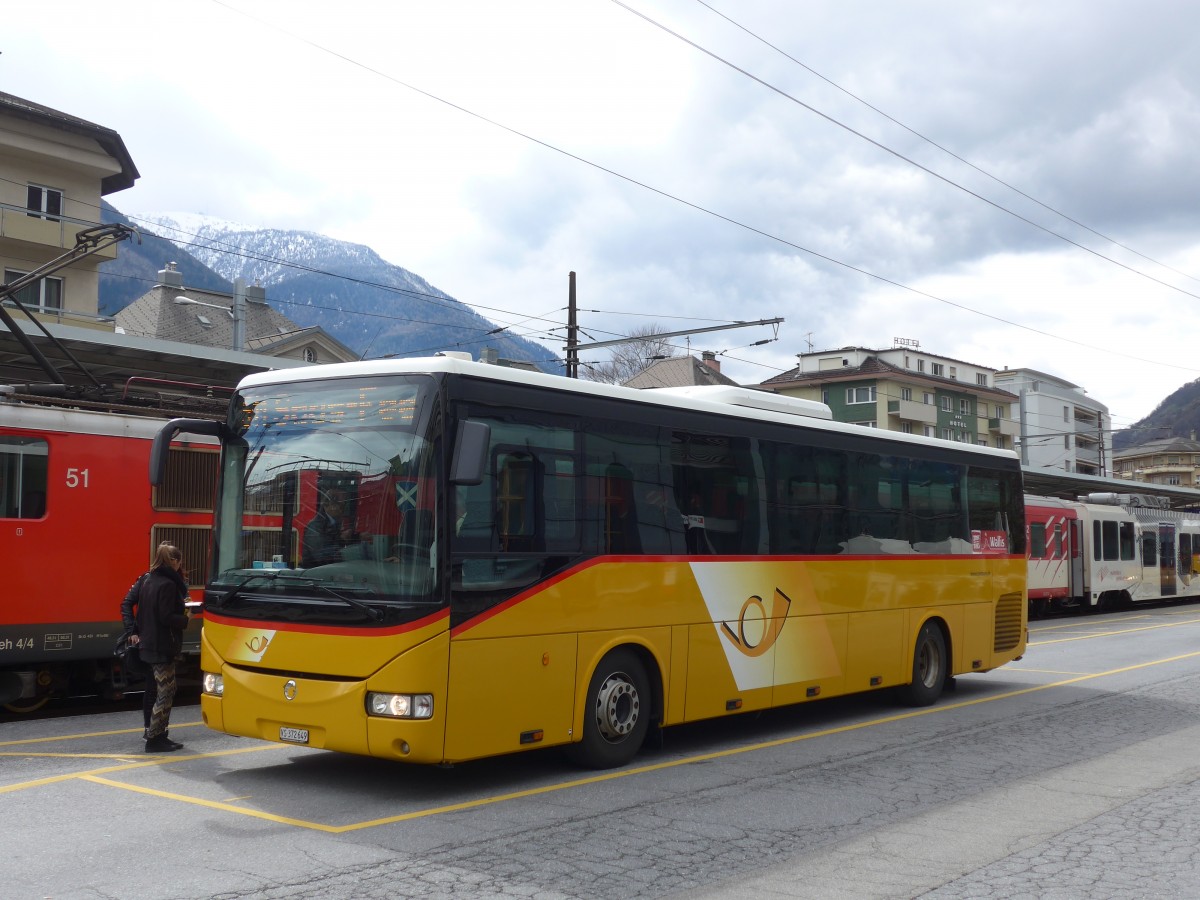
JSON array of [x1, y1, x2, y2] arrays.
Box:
[[567, 648, 650, 769], [897, 622, 946, 707]]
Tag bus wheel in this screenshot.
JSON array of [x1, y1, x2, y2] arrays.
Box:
[[568, 649, 650, 769], [897, 622, 946, 707]]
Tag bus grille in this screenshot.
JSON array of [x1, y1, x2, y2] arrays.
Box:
[[993, 592, 1023, 652]]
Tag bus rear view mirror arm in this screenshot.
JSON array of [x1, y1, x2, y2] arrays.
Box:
[[149, 418, 229, 486]]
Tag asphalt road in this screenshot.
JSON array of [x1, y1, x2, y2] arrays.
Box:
[[5, 602, 1200, 899]]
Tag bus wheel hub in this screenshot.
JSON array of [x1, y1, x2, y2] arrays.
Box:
[[596, 673, 639, 741]]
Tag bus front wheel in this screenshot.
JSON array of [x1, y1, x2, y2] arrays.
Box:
[[897, 622, 946, 707], [568, 648, 650, 769]]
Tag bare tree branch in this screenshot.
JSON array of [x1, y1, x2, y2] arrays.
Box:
[[580, 324, 681, 384]]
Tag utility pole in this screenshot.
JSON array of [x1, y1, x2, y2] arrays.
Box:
[[566, 271, 578, 378]]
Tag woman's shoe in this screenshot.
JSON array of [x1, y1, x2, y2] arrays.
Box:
[[145, 734, 183, 752]]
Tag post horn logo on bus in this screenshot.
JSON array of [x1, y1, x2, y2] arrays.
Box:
[[719, 588, 793, 658]]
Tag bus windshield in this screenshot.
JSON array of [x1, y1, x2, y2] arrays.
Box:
[[207, 374, 442, 626]]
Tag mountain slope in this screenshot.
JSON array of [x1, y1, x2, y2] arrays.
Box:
[[1113, 379, 1200, 451], [103, 210, 553, 369]]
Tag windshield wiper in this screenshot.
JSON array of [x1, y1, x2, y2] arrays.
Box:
[[272, 575, 384, 622], [217, 571, 282, 603]]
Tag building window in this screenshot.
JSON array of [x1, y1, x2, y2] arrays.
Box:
[[901, 422, 913, 434], [940, 397, 951, 412], [932, 363, 944, 377], [923, 425, 933, 437], [27, 184, 63, 221], [918, 360, 925, 373], [1063, 405, 1069, 422], [958, 398, 971, 415], [850, 420, 877, 428], [1064, 435, 1071, 449], [940, 428, 952, 440], [995, 404, 1006, 419], [3, 269, 63, 311], [303, 347, 317, 363], [976, 373, 988, 386], [949, 366, 957, 379], [979, 402, 989, 417], [923, 392, 934, 405], [995, 436, 1006, 450], [901, 387, 912, 402], [976, 439, 988, 446], [845, 386, 876, 404]]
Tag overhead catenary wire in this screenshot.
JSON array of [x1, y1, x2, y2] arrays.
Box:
[[194, 0, 1200, 384], [687, 0, 1200, 289]]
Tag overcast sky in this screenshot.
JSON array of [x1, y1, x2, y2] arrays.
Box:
[[7, 1, 1200, 430]]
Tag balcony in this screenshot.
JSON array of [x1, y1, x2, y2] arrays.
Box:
[[887, 399, 937, 424], [0, 204, 115, 259], [988, 417, 1021, 438]]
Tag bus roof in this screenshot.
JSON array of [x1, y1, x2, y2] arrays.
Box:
[[236, 356, 1020, 462]]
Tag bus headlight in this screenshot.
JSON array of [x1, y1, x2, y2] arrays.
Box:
[[202, 672, 224, 696], [367, 692, 433, 719]]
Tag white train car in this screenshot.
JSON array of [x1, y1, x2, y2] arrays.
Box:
[[1025, 492, 1200, 615]]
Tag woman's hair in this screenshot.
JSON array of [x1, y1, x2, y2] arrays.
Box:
[[153, 541, 183, 569]]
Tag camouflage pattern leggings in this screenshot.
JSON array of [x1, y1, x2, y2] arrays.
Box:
[[147, 661, 177, 740]]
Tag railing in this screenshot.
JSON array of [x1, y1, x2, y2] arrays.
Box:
[[0, 202, 117, 258]]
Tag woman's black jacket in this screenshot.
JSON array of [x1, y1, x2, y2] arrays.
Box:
[[135, 565, 189, 665]]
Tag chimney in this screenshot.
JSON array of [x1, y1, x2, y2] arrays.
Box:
[[701, 350, 720, 373], [480, 347, 499, 365], [245, 281, 267, 303], [158, 262, 183, 288]]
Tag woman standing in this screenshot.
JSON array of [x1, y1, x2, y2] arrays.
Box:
[[136, 542, 192, 752]]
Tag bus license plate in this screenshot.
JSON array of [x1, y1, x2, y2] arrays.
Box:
[[280, 726, 309, 744]]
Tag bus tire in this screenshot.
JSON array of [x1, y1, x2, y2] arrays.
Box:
[[567, 648, 650, 769], [897, 621, 946, 707]]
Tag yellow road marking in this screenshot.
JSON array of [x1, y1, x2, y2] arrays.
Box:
[[0, 720, 202, 749], [1031, 614, 1153, 634], [65, 648, 1200, 834], [1007, 668, 1095, 676], [1029, 616, 1200, 646], [0, 744, 282, 795]]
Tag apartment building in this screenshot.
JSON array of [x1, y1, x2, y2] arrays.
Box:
[[0, 91, 137, 328], [993, 368, 1112, 476], [757, 343, 1022, 449]]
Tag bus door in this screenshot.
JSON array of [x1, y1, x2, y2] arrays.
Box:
[[1159, 524, 1177, 596]]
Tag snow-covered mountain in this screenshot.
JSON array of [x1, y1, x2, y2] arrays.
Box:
[[116, 211, 552, 369]]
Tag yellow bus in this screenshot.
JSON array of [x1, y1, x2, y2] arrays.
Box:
[[152, 356, 1026, 768]]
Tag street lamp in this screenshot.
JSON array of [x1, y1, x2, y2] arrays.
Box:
[[173, 278, 245, 351]]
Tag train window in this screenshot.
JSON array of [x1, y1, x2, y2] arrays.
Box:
[[1053, 523, 1064, 559], [1092, 520, 1101, 561], [1029, 523, 1047, 559], [1119, 522, 1136, 561], [0, 436, 47, 519], [1100, 520, 1119, 561], [1142, 532, 1157, 566], [1181, 534, 1193, 575]]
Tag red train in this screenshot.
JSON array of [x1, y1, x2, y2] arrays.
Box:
[[0, 383, 224, 712]]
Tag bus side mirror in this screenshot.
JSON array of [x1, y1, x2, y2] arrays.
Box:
[[149, 418, 227, 486], [450, 420, 490, 485]]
